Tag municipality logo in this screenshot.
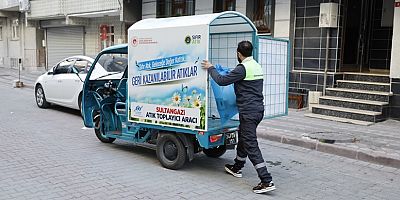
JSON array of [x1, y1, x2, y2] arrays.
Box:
[[132, 37, 138, 47], [133, 105, 143, 116], [134, 105, 143, 112]]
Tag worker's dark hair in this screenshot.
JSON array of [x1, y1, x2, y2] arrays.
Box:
[[237, 40, 253, 57]]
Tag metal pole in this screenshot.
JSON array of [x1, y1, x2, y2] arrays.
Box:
[[18, 58, 21, 82], [14, 58, 24, 88], [323, 28, 330, 96]]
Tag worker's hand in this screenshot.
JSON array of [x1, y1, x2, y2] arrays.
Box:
[[201, 60, 213, 69]]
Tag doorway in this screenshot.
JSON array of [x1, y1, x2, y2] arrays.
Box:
[[341, 0, 394, 73]]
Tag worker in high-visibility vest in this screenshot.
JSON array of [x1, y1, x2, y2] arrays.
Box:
[[202, 41, 275, 194]]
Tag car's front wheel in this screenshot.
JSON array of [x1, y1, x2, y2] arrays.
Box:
[[35, 84, 50, 108]]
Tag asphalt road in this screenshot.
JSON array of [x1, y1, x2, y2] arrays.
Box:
[[0, 83, 399, 200]]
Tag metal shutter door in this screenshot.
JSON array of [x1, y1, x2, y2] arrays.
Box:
[[47, 27, 84, 67]]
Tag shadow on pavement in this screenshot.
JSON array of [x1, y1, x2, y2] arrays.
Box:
[[100, 139, 232, 173], [48, 105, 82, 117]]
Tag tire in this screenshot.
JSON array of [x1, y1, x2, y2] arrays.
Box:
[[78, 93, 83, 119], [35, 84, 50, 108], [203, 145, 227, 158], [156, 133, 187, 170], [94, 115, 116, 143]]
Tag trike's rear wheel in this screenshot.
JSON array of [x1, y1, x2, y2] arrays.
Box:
[[156, 133, 187, 170], [203, 145, 227, 158], [94, 115, 116, 143]]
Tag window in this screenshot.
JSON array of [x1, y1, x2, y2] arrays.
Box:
[[73, 59, 91, 74], [0, 26, 3, 41], [157, 0, 195, 18], [89, 54, 127, 80], [98, 55, 128, 72], [247, 0, 274, 34], [11, 20, 20, 40], [54, 59, 75, 75], [99, 24, 114, 50], [214, 0, 235, 13]]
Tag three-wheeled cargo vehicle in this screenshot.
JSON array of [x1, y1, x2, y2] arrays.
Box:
[[82, 11, 289, 169]]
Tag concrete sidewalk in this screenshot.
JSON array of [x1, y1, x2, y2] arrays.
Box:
[[258, 109, 400, 168], [0, 67, 46, 89]]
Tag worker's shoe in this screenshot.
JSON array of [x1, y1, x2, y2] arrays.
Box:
[[253, 181, 276, 194], [224, 164, 242, 178]]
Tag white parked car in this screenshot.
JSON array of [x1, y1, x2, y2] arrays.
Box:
[[34, 55, 127, 113]]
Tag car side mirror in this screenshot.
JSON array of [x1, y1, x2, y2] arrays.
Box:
[[47, 71, 53, 75]]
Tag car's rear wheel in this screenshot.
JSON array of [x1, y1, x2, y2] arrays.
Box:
[[35, 84, 50, 108]]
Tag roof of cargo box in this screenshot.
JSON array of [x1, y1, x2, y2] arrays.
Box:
[[129, 11, 256, 34]]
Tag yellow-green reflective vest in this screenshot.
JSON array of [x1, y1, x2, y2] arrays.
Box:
[[242, 57, 263, 81]]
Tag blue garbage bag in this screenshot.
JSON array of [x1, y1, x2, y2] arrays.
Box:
[[210, 64, 238, 125]]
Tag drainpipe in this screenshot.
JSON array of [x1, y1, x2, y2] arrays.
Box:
[[320, 3, 339, 95], [323, 28, 330, 96], [19, 12, 24, 70], [44, 28, 48, 70]]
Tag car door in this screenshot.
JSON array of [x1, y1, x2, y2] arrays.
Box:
[[41, 65, 58, 102], [46, 59, 76, 104], [58, 58, 89, 108]]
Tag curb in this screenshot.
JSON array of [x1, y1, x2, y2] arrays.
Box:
[[258, 132, 400, 169]]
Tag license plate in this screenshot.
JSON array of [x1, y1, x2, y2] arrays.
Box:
[[225, 131, 237, 145]]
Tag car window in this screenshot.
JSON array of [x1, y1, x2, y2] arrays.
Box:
[[86, 61, 93, 72], [54, 59, 75, 75], [73, 59, 90, 74]]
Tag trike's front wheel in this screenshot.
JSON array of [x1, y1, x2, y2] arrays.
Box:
[[203, 145, 227, 158], [156, 133, 187, 170], [94, 115, 116, 143]]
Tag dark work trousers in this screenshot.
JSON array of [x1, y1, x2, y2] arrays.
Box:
[[234, 112, 272, 183]]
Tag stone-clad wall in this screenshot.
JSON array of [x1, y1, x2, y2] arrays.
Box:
[[390, 79, 400, 120], [290, 0, 343, 93]]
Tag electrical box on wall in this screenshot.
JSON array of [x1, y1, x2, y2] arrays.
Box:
[[19, 0, 31, 12], [319, 3, 338, 28]]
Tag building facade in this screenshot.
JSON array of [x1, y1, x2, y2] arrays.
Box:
[[290, 0, 400, 121], [0, 0, 34, 69], [291, 0, 395, 94], [137, 0, 400, 121], [141, 0, 291, 39], [29, 0, 141, 68], [0, 0, 290, 69], [1, 0, 399, 120], [0, 0, 141, 69]]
